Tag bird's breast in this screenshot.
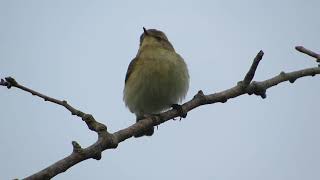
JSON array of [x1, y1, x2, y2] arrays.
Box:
[[123, 48, 189, 116]]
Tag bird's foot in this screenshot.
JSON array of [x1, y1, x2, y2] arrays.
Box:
[[171, 104, 187, 120]]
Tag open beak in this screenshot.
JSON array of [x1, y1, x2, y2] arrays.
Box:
[[143, 27, 149, 35]]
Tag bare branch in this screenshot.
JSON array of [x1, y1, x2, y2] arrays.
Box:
[[0, 77, 108, 134], [1, 47, 319, 180], [1, 77, 85, 117], [295, 46, 320, 62], [243, 50, 264, 85]]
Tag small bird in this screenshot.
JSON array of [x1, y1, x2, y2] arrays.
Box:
[[123, 27, 189, 137]]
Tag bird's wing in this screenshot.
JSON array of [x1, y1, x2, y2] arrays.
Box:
[[125, 57, 139, 84]]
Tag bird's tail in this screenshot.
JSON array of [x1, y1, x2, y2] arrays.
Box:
[[134, 116, 154, 138]]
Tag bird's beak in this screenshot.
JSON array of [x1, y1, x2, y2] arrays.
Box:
[[143, 27, 149, 36]]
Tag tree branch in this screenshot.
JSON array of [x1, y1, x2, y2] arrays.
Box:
[[0, 77, 108, 134], [295, 46, 320, 62], [1, 46, 319, 180], [243, 50, 264, 85]]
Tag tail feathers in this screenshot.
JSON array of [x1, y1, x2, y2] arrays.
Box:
[[134, 116, 154, 138]]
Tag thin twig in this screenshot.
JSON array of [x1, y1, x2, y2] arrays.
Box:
[[295, 46, 320, 62], [1, 77, 85, 117], [0, 78, 108, 135], [243, 50, 264, 85]]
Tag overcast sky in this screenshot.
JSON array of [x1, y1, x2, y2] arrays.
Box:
[[1, 0, 320, 179]]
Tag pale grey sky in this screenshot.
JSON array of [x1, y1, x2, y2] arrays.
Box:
[[1, 0, 320, 179]]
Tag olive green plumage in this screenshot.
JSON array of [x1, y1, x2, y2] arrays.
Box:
[[123, 28, 189, 137]]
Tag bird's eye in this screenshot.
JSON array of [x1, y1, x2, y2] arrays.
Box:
[[155, 36, 162, 41]]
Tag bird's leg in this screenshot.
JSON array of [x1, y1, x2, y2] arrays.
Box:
[[171, 104, 187, 120]]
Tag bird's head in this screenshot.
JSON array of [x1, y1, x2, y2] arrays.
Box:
[[139, 27, 175, 51]]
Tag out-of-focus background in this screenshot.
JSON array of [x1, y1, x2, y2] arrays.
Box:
[[1, 0, 319, 179]]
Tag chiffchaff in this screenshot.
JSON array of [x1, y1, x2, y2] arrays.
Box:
[[123, 28, 189, 137]]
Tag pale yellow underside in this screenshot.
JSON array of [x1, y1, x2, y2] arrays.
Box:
[[123, 46, 189, 118]]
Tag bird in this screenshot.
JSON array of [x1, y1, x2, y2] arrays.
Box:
[[123, 27, 189, 137]]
